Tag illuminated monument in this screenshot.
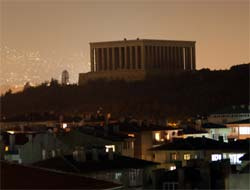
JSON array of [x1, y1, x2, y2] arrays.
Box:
[[79, 38, 196, 84]]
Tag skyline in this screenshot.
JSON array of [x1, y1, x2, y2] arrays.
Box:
[[0, 0, 249, 90]]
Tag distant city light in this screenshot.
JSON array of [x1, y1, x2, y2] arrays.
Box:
[[155, 132, 161, 141], [128, 133, 135, 137], [5, 146, 9, 152], [105, 145, 115, 153], [170, 166, 176, 170], [62, 123, 67, 129], [7, 131, 15, 134]]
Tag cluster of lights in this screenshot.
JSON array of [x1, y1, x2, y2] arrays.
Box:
[[0, 45, 90, 92]]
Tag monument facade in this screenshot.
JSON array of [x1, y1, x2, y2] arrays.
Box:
[[79, 39, 196, 84]]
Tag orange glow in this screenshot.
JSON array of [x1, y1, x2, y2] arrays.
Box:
[[5, 146, 9, 151], [128, 133, 135, 137]]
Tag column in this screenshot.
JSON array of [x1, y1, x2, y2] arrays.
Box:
[[191, 46, 196, 70], [175, 47, 179, 71], [162, 46, 166, 70], [119, 47, 122, 69], [179, 47, 184, 71], [153, 46, 156, 68], [90, 48, 94, 72], [185, 47, 191, 70], [112, 48, 115, 70], [129, 46, 133, 69], [95, 48, 99, 71], [135, 46, 138, 69], [159, 46, 162, 69], [101, 48, 106, 71], [124, 46, 127, 70], [107, 48, 110, 71], [141, 45, 145, 70], [155, 46, 159, 68]]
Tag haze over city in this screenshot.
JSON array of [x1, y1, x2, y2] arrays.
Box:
[[0, 0, 249, 92]]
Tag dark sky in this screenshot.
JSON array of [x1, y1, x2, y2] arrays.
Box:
[[0, 0, 249, 88]]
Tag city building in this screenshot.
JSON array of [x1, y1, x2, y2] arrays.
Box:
[[79, 39, 196, 84], [226, 119, 250, 140], [150, 137, 249, 170], [207, 104, 250, 124], [57, 127, 135, 158], [34, 152, 158, 189], [202, 122, 231, 142], [1, 130, 68, 164], [118, 123, 182, 161]]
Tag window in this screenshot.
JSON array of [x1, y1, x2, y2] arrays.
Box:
[[5, 146, 9, 152], [155, 132, 161, 141], [211, 154, 222, 161], [105, 145, 115, 152], [184, 154, 191, 160], [170, 153, 177, 161], [239, 127, 250, 135], [170, 166, 176, 170], [228, 153, 244, 165]]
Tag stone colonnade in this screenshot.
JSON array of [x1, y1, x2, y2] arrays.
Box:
[[90, 40, 196, 72]]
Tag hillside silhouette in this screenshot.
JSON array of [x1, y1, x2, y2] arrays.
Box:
[[1, 63, 249, 120]]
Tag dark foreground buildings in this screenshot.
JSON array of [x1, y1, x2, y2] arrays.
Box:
[[79, 39, 196, 84]]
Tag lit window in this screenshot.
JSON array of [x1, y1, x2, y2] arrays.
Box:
[[5, 146, 9, 151], [228, 153, 244, 165], [211, 154, 222, 161], [155, 132, 161, 141], [239, 127, 250, 135], [184, 154, 191, 160], [7, 131, 15, 134], [171, 153, 177, 161], [170, 166, 176, 170], [62, 123, 67, 129], [105, 145, 115, 153], [128, 133, 135, 137]]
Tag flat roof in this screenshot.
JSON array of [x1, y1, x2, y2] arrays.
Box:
[[90, 38, 196, 46]]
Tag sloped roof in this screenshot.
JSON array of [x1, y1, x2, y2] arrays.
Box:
[[227, 118, 250, 124], [34, 153, 158, 173], [150, 137, 250, 152], [202, 123, 227, 129], [1, 161, 122, 189], [240, 153, 250, 161]]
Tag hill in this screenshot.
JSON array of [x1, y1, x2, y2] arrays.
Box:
[[1, 63, 249, 120]]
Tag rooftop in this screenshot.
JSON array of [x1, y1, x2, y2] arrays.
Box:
[[1, 161, 122, 189], [150, 137, 250, 152], [90, 38, 196, 45], [227, 118, 250, 124], [34, 153, 158, 173], [211, 105, 250, 115], [202, 123, 227, 129]]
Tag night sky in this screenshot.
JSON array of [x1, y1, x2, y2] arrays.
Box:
[[1, 0, 249, 92]]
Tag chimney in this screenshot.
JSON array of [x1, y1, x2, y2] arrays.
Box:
[[78, 147, 86, 162], [9, 135, 15, 151], [92, 148, 98, 161], [73, 149, 79, 161], [108, 148, 114, 160]]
